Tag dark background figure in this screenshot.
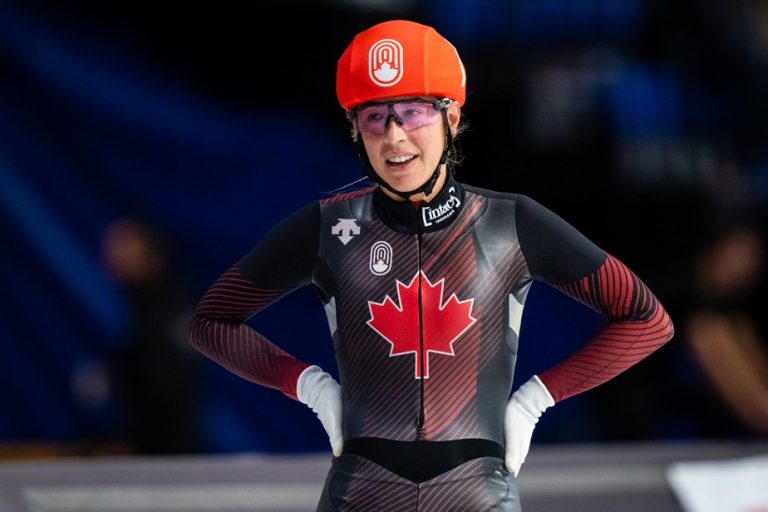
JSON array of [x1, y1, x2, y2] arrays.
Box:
[[585, 198, 768, 441], [101, 217, 205, 454], [680, 206, 768, 437]]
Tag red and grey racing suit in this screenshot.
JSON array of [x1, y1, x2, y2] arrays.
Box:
[[188, 176, 674, 511]]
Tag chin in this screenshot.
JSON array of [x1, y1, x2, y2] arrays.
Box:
[[387, 173, 428, 191]]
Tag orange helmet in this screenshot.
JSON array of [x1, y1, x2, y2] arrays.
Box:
[[336, 20, 467, 110]]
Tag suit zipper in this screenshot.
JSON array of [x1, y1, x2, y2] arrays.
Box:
[[416, 210, 425, 429]]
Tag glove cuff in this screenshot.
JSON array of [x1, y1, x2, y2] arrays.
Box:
[[513, 375, 555, 420], [296, 365, 324, 405]]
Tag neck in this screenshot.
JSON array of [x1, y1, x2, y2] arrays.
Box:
[[372, 173, 466, 234], [381, 166, 448, 203]]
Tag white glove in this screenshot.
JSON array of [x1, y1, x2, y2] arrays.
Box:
[[504, 375, 554, 477], [296, 365, 343, 456]]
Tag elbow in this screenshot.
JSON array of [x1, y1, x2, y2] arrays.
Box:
[[186, 310, 208, 352], [664, 311, 675, 344], [655, 303, 675, 346]]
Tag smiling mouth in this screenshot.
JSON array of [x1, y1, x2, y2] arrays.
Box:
[[386, 155, 416, 167]]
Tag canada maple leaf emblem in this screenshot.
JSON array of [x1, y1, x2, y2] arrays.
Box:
[[367, 272, 476, 378]]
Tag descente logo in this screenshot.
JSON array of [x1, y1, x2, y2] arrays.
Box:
[[421, 187, 461, 227]]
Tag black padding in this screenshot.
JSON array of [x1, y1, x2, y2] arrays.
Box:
[[238, 202, 320, 289], [343, 437, 504, 483], [515, 194, 606, 284]]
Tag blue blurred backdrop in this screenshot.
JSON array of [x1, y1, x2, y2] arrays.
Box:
[[2, 0, 767, 456]]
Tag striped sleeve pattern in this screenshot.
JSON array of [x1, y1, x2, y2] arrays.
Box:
[[187, 264, 309, 400], [539, 254, 674, 403]]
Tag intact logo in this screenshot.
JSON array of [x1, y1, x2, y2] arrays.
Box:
[[367, 272, 476, 378], [332, 218, 360, 245], [368, 39, 403, 87], [421, 187, 461, 227], [369, 241, 392, 275]]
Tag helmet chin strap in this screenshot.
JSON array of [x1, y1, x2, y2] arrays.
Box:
[[358, 116, 455, 201], [362, 150, 446, 201]]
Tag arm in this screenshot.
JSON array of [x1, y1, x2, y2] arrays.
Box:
[[504, 195, 674, 475], [541, 253, 674, 401], [187, 202, 319, 400], [516, 195, 675, 402]]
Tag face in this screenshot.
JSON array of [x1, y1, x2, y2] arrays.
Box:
[[356, 97, 461, 201]]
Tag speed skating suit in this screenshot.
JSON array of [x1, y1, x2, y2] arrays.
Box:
[[188, 176, 674, 511]]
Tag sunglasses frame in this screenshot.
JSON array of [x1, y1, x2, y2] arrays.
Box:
[[347, 98, 453, 135]]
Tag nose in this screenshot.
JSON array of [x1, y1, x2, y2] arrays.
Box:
[[383, 114, 407, 141]]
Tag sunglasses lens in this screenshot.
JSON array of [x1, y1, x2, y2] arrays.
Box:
[[355, 101, 443, 135], [355, 104, 389, 135]]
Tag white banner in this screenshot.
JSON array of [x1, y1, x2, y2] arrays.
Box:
[[666, 454, 768, 512]]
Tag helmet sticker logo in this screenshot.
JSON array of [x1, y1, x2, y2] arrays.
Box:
[[370, 241, 393, 275], [368, 39, 403, 87]]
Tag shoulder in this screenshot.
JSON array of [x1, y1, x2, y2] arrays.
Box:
[[319, 185, 376, 217], [461, 183, 527, 224], [461, 184, 546, 217], [461, 183, 548, 225], [319, 185, 377, 205], [462, 183, 522, 204]]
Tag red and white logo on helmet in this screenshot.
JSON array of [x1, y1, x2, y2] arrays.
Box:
[[336, 20, 467, 110], [368, 39, 404, 87]]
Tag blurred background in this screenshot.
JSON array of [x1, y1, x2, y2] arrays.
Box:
[[2, 0, 768, 460]]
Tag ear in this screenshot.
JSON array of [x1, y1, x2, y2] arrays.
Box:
[[447, 102, 461, 136]]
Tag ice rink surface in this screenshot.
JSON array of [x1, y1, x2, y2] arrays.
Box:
[[2, 440, 767, 512]]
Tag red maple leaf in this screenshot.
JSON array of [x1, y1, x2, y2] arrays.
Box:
[[367, 272, 476, 378]]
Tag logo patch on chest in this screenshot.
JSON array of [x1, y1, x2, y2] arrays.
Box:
[[331, 218, 360, 245], [421, 186, 461, 227], [369, 241, 393, 275], [367, 272, 476, 378]]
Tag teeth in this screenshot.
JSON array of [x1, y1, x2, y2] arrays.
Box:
[[388, 155, 415, 163]]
